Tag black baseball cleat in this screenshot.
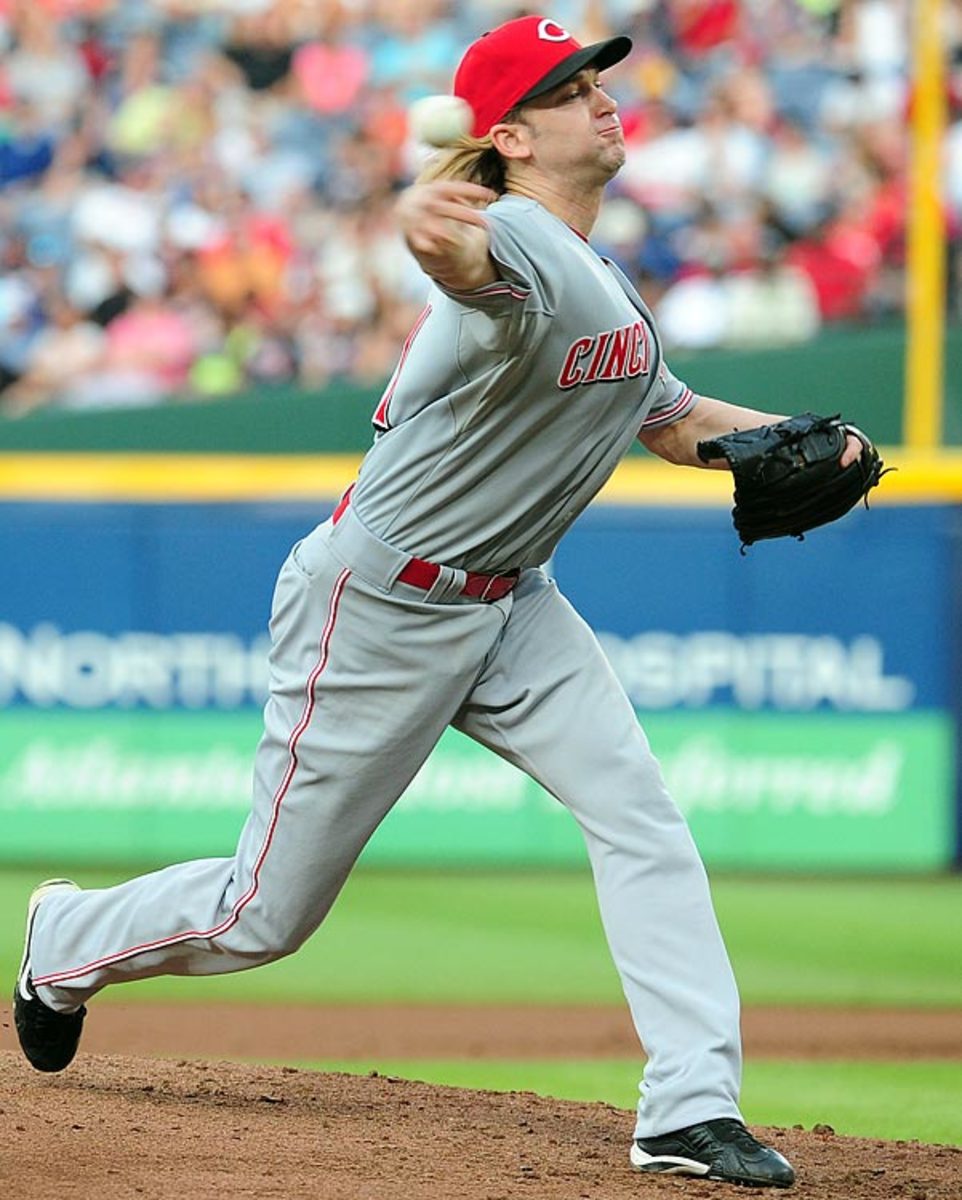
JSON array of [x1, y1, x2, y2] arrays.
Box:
[[13, 879, 87, 1073], [631, 1118, 796, 1188]]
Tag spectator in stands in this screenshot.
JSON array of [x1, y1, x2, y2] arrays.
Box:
[[0, 0, 956, 417]]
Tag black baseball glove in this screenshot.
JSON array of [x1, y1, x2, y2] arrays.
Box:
[[697, 412, 887, 549]]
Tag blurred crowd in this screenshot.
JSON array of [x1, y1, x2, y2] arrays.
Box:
[[0, 0, 960, 416]]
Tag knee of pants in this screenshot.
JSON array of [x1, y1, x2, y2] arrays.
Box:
[[221, 906, 318, 965], [574, 755, 684, 831], [580, 781, 706, 871]]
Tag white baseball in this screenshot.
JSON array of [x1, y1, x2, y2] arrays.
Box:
[[408, 95, 474, 147]]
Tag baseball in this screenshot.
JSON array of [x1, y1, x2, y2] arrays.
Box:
[[408, 94, 474, 147]]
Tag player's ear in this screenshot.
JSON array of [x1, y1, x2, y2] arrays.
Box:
[[490, 120, 532, 162]]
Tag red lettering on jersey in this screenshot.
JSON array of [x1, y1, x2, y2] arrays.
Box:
[[629, 321, 651, 376], [599, 325, 632, 380], [626, 324, 641, 376], [558, 336, 595, 389], [559, 319, 653, 390], [581, 331, 613, 384]]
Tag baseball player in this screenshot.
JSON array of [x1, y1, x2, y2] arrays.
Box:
[[14, 15, 862, 1187]]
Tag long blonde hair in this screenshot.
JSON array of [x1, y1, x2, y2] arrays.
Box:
[[416, 105, 525, 193]]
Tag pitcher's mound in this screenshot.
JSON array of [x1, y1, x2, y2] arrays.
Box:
[[2, 1053, 959, 1199]]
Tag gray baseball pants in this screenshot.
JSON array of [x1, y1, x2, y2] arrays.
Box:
[[29, 504, 742, 1138]]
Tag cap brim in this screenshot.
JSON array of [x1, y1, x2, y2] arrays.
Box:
[[518, 36, 632, 106]]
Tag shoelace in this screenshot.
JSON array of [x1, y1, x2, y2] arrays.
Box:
[[703, 1119, 763, 1151]]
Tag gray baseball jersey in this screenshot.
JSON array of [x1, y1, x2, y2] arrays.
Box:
[[354, 196, 695, 572], [27, 193, 743, 1142]]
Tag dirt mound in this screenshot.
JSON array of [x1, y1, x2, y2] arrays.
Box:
[[72, 1001, 962, 1062], [2, 1052, 959, 1200]]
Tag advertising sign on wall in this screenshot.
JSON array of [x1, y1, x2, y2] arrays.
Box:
[[1, 501, 957, 870]]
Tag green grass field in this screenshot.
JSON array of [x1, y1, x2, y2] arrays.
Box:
[[290, 1060, 962, 1146], [3, 868, 960, 1143], [4, 869, 958, 1006]]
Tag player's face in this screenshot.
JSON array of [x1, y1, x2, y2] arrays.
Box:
[[515, 69, 625, 183]]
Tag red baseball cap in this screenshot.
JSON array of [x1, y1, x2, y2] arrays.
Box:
[[454, 15, 632, 138]]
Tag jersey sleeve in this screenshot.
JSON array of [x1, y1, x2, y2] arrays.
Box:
[[641, 361, 698, 429], [434, 203, 553, 316]]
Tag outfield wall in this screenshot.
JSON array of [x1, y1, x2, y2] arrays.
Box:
[[0, 325, 960, 454], [1, 484, 957, 872]]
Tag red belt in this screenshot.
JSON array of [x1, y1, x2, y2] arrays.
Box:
[[396, 556, 519, 601], [332, 487, 518, 603]]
